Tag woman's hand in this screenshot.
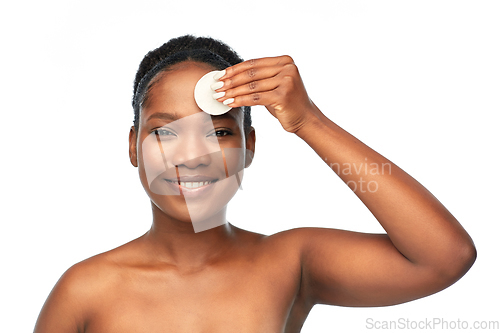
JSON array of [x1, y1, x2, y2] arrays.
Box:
[[214, 56, 321, 134]]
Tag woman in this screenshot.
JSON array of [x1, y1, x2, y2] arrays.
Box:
[[34, 35, 476, 332]]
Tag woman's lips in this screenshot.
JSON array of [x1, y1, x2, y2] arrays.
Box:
[[164, 178, 218, 198]]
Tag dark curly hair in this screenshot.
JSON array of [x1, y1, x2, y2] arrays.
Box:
[[132, 35, 251, 133]]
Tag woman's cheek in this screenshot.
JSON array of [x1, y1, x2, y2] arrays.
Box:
[[139, 137, 179, 195], [221, 147, 246, 178]]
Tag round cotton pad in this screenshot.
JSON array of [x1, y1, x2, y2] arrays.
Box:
[[194, 70, 232, 116]]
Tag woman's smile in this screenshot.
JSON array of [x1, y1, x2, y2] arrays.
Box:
[[164, 175, 220, 198]]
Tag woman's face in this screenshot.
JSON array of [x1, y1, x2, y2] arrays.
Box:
[[129, 61, 255, 230]]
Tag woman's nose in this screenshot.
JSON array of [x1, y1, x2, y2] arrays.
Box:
[[169, 135, 215, 169]]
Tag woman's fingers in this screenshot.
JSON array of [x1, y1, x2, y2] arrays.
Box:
[[222, 55, 295, 81], [214, 56, 300, 108], [217, 56, 295, 90], [221, 89, 279, 108], [215, 76, 281, 103], [214, 55, 315, 133], [217, 64, 282, 92]]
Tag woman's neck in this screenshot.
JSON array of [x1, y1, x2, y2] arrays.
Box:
[[140, 203, 237, 270]]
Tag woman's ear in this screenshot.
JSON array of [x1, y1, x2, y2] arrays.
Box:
[[245, 127, 256, 168], [129, 126, 138, 167], [245, 150, 254, 168]]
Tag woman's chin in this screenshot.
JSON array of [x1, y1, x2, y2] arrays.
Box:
[[149, 171, 242, 225], [150, 194, 229, 228]]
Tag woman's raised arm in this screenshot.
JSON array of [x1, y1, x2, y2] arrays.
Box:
[[214, 56, 476, 306]]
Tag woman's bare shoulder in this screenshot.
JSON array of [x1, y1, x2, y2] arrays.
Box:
[[258, 226, 338, 245], [235, 226, 332, 259], [61, 235, 148, 292], [60, 251, 123, 294], [34, 244, 132, 332]]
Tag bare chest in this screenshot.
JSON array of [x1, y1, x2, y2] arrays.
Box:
[[84, 250, 304, 332]]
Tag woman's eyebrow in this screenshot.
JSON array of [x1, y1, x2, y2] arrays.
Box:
[[146, 112, 180, 123], [146, 111, 239, 126]]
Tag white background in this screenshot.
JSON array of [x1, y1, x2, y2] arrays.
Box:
[[1, 0, 499, 332]]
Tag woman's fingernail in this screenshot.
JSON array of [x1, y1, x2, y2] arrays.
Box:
[[210, 81, 224, 90], [212, 91, 225, 100], [223, 98, 234, 105], [213, 70, 226, 80]]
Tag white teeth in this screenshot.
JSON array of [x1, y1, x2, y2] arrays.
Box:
[[175, 181, 213, 188]]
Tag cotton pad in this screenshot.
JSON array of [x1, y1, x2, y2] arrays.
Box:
[[194, 70, 232, 115]]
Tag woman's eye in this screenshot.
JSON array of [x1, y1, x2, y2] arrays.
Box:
[[210, 129, 232, 137], [154, 129, 175, 136]]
